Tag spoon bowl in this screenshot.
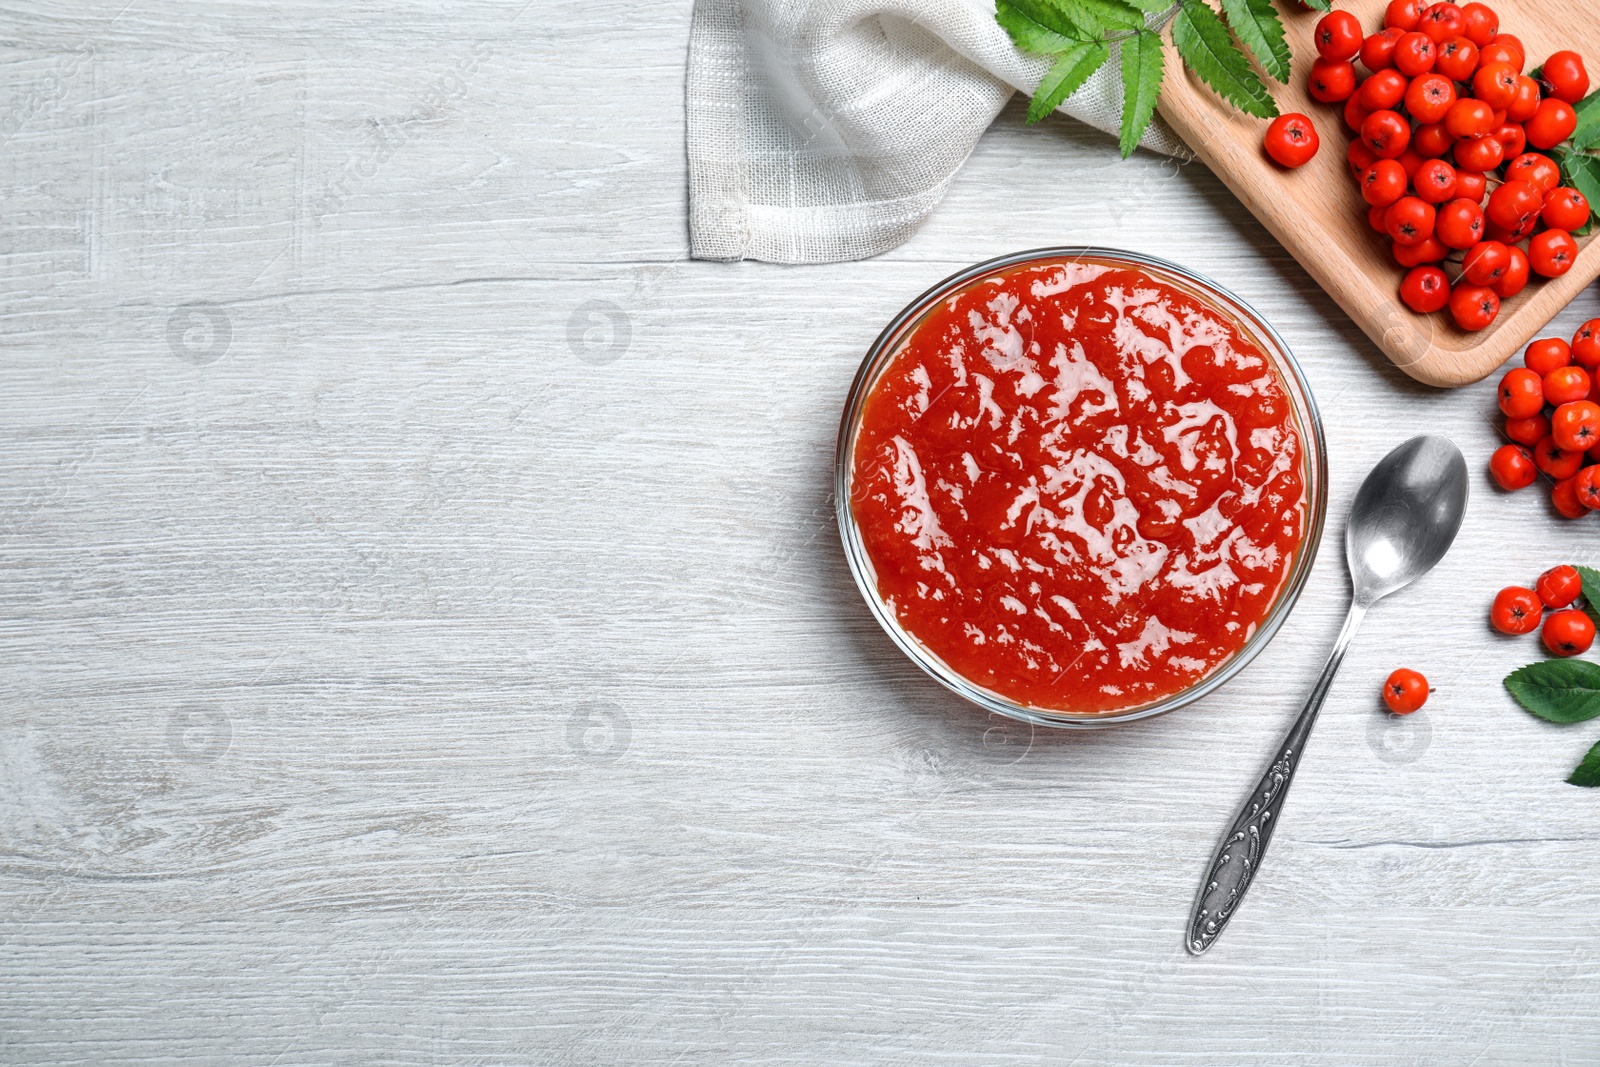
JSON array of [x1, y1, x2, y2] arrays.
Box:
[[1347, 435, 1470, 608]]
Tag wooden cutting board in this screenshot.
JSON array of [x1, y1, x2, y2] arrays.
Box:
[[1156, 0, 1599, 388]]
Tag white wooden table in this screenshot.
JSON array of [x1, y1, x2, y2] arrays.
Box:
[[5, 2, 1600, 1063]]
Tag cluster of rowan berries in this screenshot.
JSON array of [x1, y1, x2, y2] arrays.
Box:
[[1490, 565, 1595, 655], [1488, 319, 1600, 517], [1307, 1, 1590, 330]]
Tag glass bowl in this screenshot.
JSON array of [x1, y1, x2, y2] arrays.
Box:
[[835, 247, 1328, 729]]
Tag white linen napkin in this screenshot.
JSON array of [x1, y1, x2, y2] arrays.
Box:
[[686, 0, 1191, 264]]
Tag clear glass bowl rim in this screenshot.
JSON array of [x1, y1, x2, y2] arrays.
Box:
[[834, 246, 1330, 730]]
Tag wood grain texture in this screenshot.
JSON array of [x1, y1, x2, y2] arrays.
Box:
[[1157, 0, 1600, 388], [3, 0, 1600, 1063]]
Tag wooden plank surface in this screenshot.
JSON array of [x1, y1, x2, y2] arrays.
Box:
[[3, 0, 1600, 1063], [1158, 0, 1600, 388]]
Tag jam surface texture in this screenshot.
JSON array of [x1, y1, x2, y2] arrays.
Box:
[[851, 259, 1307, 712]]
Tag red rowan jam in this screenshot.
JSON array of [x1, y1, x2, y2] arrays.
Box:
[[850, 258, 1308, 713]]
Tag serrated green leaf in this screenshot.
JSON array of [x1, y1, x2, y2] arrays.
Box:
[[1571, 89, 1600, 151], [1505, 659, 1600, 724], [1555, 149, 1600, 214], [996, 0, 1092, 55], [1120, 0, 1173, 10], [1298, 0, 1331, 10], [1051, 0, 1145, 34], [1118, 30, 1164, 158], [1218, 0, 1291, 83], [1569, 737, 1600, 786], [1576, 565, 1600, 632], [1172, 0, 1279, 119], [1026, 40, 1112, 124]]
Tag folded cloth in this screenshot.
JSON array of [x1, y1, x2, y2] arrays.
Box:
[[686, 0, 1191, 264]]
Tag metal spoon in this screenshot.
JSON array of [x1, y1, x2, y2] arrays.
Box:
[[1186, 434, 1469, 955]]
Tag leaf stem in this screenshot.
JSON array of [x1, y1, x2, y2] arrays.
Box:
[[1103, 3, 1182, 44]]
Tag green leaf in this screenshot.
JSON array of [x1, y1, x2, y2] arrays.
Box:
[[1026, 39, 1111, 124], [1505, 659, 1600, 724], [1172, 0, 1279, 120], [1118, 30, 1164, 158], [1218, 0, 1291, 83], [1577, 565, 1600, 631], [1052, 0, 1145, 34], [1555, 149, 1600, 218], [1569, 738, 1600, 786], [996, 0, 1091, 55], [1120, 0, 1173, 9], [1297, 0, 1331, 9], [1571, 89, 1600, 151]]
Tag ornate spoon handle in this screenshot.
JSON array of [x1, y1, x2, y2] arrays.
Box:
[[1186, 602, 1368, 955]]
